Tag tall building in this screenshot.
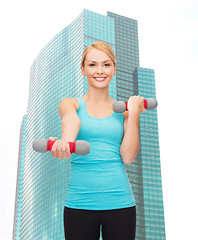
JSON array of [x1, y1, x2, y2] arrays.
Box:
[[13, 9, 166, 240]]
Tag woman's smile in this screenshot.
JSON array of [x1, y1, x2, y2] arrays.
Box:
[[94, 77, 107, 82]]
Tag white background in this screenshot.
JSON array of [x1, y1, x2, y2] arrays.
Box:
[[0, 0, 197, 239]]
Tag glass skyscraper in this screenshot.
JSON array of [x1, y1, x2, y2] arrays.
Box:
[[13, 9, 166, 240]]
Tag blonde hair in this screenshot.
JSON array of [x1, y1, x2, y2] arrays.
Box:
[[81, 41, 117, 68]]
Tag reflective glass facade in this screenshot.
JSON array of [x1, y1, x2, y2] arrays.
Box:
[[134, 67, 166, 239], [13, 9, 166, 240], [13, 115, 27, 239]]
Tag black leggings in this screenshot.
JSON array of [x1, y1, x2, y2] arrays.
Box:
[[63, 205, 136, 240]]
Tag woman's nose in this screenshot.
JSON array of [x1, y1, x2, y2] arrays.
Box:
[[97, 65, 103, 73]]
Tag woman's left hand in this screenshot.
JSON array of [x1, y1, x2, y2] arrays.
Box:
[[128, 95, 146, 114]]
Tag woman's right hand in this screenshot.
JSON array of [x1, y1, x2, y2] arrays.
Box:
[[49, 137, 73, 159]]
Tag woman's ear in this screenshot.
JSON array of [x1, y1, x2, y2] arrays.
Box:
[[113, 64, 117, 76], [81, 65, 85, 77]]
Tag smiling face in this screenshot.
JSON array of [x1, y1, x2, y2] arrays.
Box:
[[81, 48, 116, 88]]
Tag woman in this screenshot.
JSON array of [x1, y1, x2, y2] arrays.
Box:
[[50, 41, 145, 240]]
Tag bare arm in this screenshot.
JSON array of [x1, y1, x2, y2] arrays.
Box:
[[59, 98, 81, 141], [120, 110, 140, 164], [50, 98, 81, 159]]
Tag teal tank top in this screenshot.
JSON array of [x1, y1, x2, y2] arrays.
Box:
[[64, 96, 136, 210]]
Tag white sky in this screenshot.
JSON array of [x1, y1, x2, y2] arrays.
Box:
[[0, 0, 198, 239]]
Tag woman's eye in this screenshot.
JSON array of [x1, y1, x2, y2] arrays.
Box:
[[89, 63, 110, 67]]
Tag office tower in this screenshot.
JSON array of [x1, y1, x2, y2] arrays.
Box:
[[13, 9, 166, 240]]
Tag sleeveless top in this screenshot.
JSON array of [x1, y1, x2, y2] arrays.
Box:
[[64, 96, 136, 210]]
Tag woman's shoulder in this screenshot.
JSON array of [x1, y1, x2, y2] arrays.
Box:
[[60, 97, 80, 112], [72, 97, 80, 111]]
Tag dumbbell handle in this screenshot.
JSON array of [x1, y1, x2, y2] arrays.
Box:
[[47, 140, 75, 152], [32, 139, 90, 155], [113, 98, 158, 113]]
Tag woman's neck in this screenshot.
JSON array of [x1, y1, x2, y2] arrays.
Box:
[[83, 92, 112, 104]]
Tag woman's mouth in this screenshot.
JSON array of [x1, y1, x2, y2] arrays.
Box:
[[94, 77, 106, 82]]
